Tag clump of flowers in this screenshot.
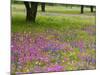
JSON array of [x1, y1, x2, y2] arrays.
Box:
[[47, 64, 64, 72]]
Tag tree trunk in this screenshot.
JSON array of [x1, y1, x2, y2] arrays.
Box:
[[24, 2, 38, 22], [41, 3, 45, 12], [90, 6, 93, 12], [24, 2, 32, 21], [31, 2, 38, 22], [81, 5, 84, 14]]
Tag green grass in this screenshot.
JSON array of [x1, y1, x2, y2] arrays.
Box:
[[12, 14, 95, 32], [11, 4, 96, 42]]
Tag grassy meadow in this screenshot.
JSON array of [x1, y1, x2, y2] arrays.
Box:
[[11, 3, 96, 74]]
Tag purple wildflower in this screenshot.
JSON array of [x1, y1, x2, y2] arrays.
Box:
[[47, 65, 64, 72]]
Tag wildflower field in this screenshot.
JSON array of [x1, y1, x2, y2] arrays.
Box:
[[11, 4, 96, 74]]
